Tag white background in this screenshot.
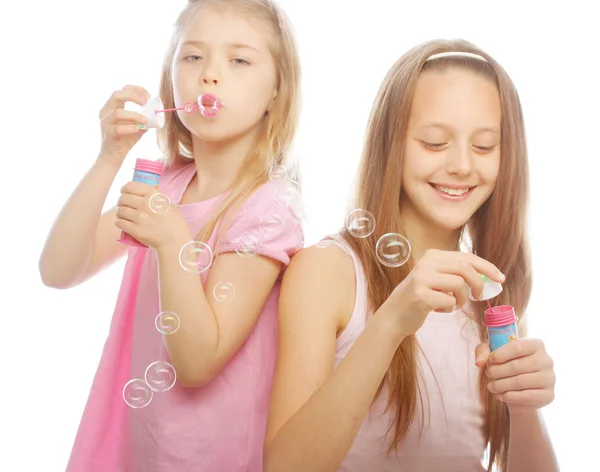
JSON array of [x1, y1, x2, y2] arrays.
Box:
[[2, 1, 598, 470]]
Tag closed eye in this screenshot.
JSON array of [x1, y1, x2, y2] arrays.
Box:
[[473, 145, 496, 153], [421, 141, 447, 151]]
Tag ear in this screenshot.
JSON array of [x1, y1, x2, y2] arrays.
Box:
[[266, 89, 278, 114]]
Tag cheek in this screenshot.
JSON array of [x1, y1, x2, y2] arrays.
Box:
[[171, 69, 184, 100], [400, 151, 427, 199], [171, 66, 193, 98], [478, 152, 501, 186], [402, 145, 434, 183]]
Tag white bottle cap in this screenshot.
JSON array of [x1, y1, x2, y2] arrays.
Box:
[[468, 276, 503, 301], [140, 96, 165, 129]]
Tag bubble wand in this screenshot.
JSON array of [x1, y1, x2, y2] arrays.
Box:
[[138, 93, 226, 129]]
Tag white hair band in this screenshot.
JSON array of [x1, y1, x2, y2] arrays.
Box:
[[425, 51, 489, 63]]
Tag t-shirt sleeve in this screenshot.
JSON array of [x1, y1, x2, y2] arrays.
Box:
[[214, 181, 305, 266]]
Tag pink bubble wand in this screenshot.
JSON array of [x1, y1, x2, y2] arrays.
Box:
[[139, 93, 226, 128]]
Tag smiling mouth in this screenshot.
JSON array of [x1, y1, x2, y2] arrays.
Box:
[[429, 183, 475, 196]]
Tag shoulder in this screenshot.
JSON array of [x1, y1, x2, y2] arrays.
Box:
[[281, 243, 356, 331], [216, 180, 305, 264], [287, 243, 353, 277], [241, 179, 298, 213]]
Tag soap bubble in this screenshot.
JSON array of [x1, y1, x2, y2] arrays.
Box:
[[375, 233, 411, 267], [269, 165, 288, 182], [213, 282, 235, 302], [145, 361, 177, 393], [235, 230, 262, 257], [149, 193, 171, 214], [260, 214, 284, 238], [155, 311, 180, 335], [123, 379, 153, 409], [345, 209, 375, 238], [179, 241, 213, 273], [275, 180, 300, 208]]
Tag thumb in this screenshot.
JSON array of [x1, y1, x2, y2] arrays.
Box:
[[474, 341, 491, 367]]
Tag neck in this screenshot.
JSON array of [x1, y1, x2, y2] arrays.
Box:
[[189, 128, 259, 200], [399, 205, 463, 261]]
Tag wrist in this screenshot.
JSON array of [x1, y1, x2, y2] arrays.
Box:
[[371, 308, 407, 349], [94, 154, 122, 174], [156, 231, 193, 257], [508, 404, 540, 419]]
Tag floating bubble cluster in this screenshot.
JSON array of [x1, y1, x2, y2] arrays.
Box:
[[318, 209, 412, 269]]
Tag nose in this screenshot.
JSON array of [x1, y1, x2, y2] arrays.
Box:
[[202, 74, 218, 86], [446, 143, 473, 177]]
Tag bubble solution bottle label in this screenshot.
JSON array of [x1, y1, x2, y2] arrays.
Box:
[[117, 159, 164, 248], [484, 305, 519, 351]]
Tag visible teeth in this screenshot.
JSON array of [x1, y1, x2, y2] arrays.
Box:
[[434, 185, 471, 196]]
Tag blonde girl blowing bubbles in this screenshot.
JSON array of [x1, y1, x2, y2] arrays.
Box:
[[39, 1, 303, 471]]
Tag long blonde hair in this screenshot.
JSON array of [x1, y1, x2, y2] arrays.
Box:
[[343, 39, 531, 471], [157, 0, 301, 243]]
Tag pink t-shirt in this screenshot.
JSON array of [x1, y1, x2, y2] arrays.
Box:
[[329, 236, 487, 472], [66, 162, 304, 472]]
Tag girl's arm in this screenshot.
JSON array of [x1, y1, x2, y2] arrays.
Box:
[[507, 409, 559, 472], [39, 158, 127, 289], [156, 234, 283, 387], [263, 246, 406, 472], [39, 85, 150, 289]]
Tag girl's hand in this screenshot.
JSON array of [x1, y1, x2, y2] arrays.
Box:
[[115, 182, 191, 250], [476, 339, 556, 412], [379, 249, 505, 337], [97, 85, 151, 168]]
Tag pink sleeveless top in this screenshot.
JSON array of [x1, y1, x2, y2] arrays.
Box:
[[329, 236, 488, 472]]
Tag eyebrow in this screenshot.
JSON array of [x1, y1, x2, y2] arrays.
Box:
[[419, 121, 500, 134], [181, 40, 259, 52]]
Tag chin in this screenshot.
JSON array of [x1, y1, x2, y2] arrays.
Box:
[[426, 210, 472, 233], [184, 120, 232, 143]]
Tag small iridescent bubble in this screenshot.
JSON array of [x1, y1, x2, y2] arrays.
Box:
[[345, 209, 376, 238], [149, 193, 171, 214], [155, 311, 180, 335], [235, 230, 262, 257], [275, 180, 300, 208], [145, 361, 177, 393], [123, 379, 153, 409], [213, 282, 235, 302], [375, 233, 411, 267], [179, 241, 213, 273], [184, 102, 195, 114], [269, 165, 288, 182], [260, 214, 284, 238]]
